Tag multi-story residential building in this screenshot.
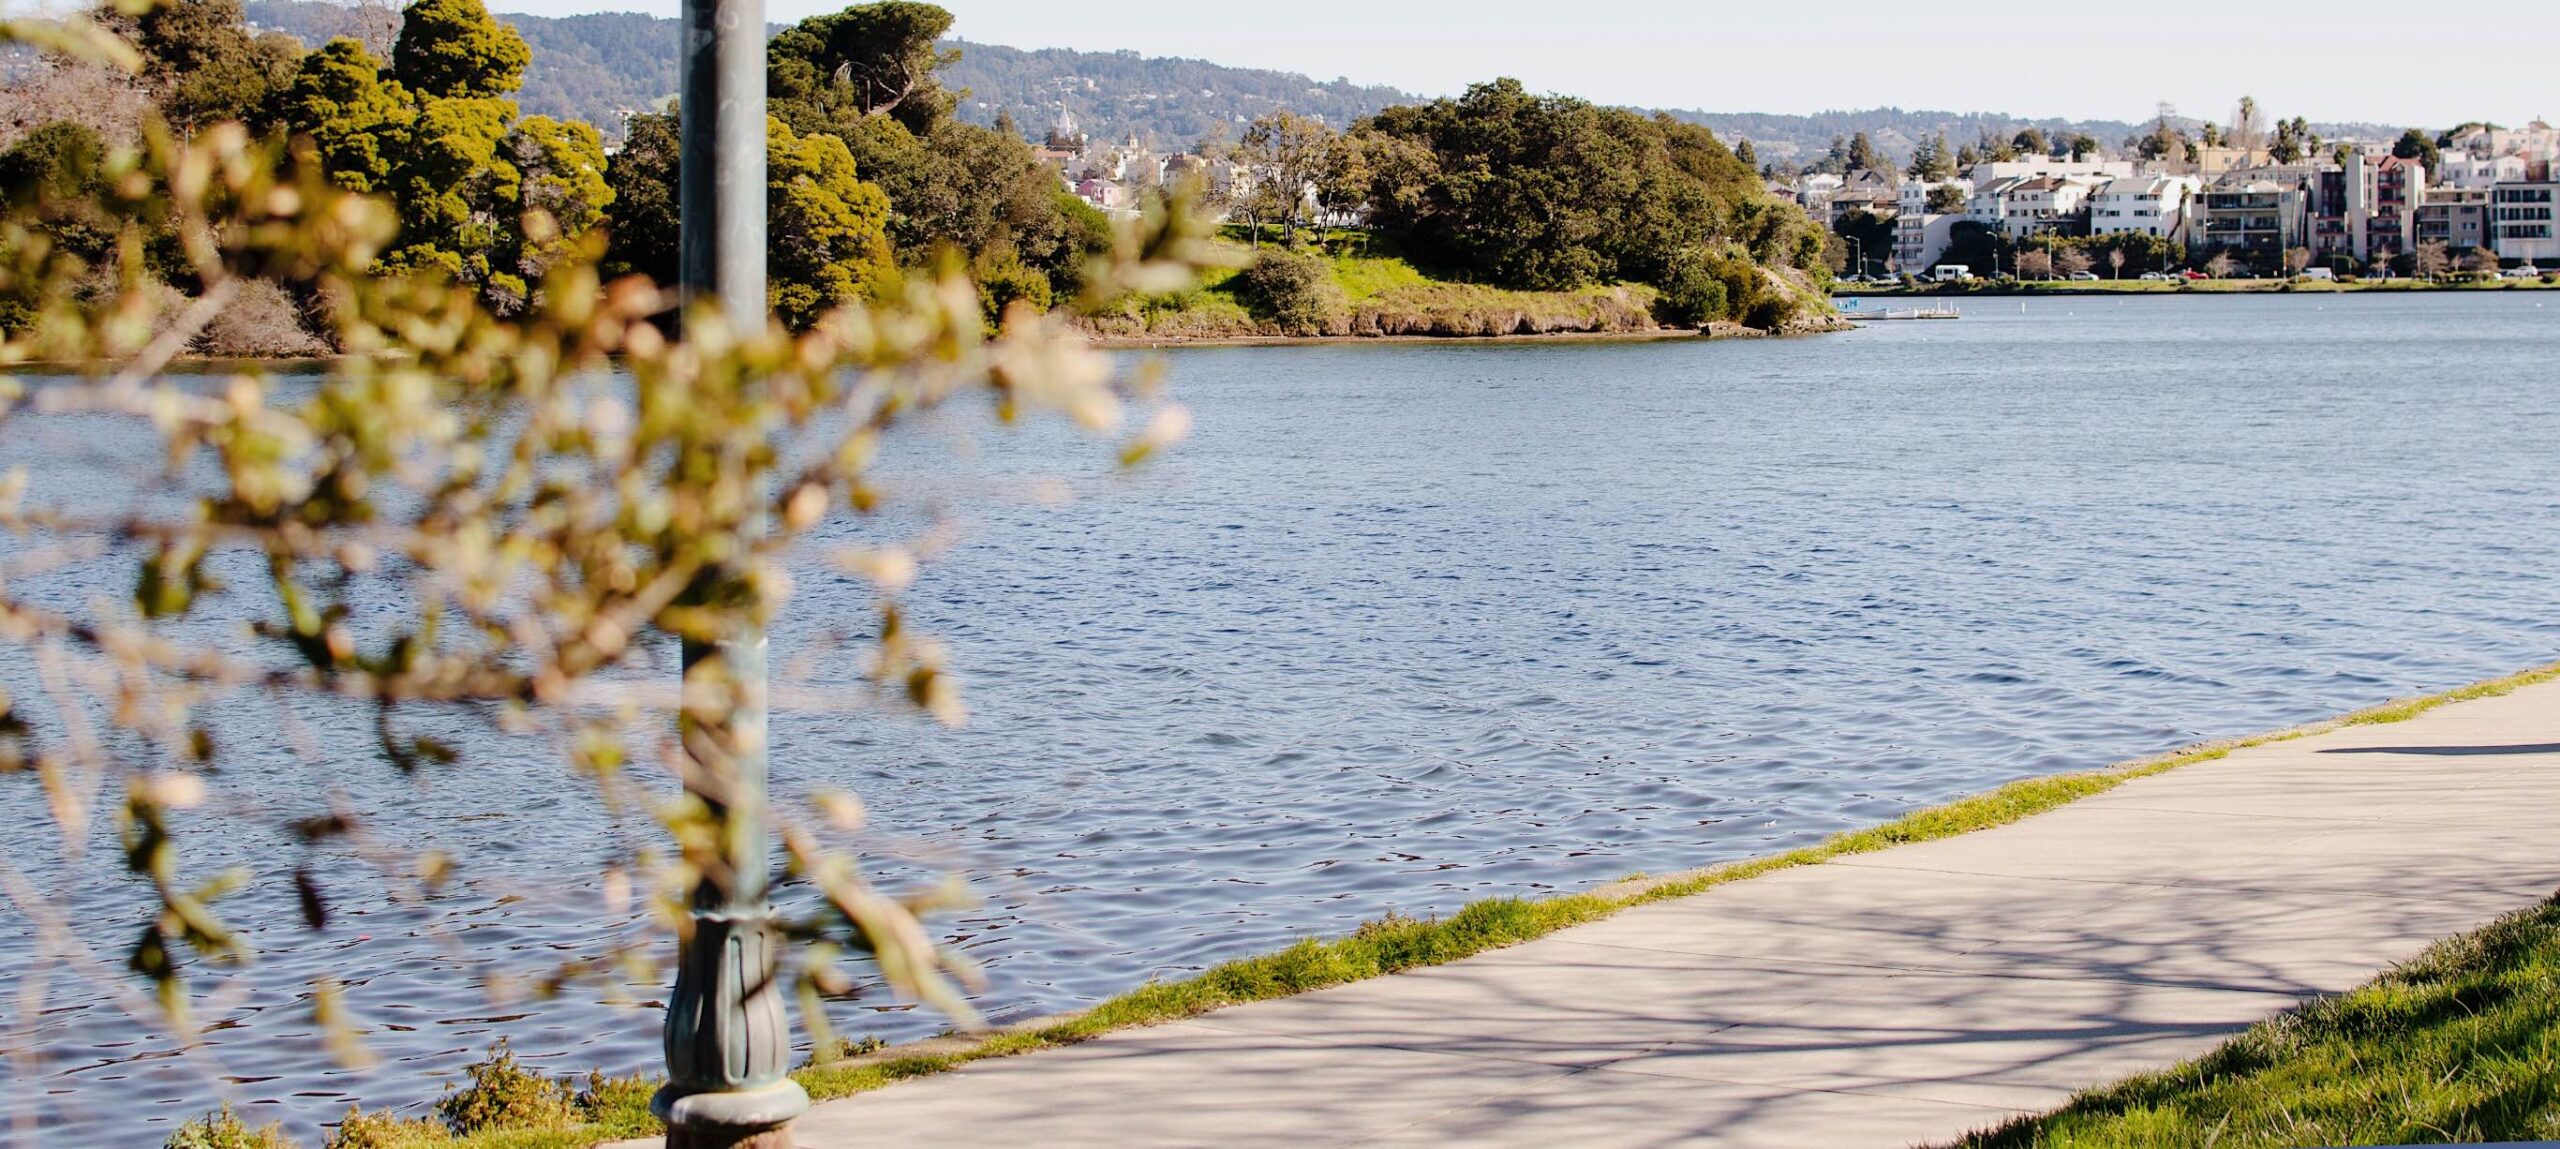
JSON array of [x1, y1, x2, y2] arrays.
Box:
[[1795, 172, 1846, 212], [2013, 177, 2083, 234], [1825, 169, 1898, 228], [2192, 146, 2273, 178], [1893, 177, 1968, 271], [2419, 187, 2495, 256], [1969, 159, 2135, 184], [2287, 155, 2429, 265], [2493, 179, 2560, 265], [2365, 155, 2427, 262], [1829, 186, 1899, 229], [2194, 176, 2308, 262], [2435, 154, 2529, 189], [2088, 175, 2199, 241], [1976, 174, 2109, 238], [2450, 121, 2560, 165], [2309, 162, 2364, 262]]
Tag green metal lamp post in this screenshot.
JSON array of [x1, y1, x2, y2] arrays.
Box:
[[650, 0, 810, 1144]]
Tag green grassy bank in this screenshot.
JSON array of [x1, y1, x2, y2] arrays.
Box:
[[175, 661, 2560, 1148], [1077, 227, 1842, 343], [1952, 893, 2560, 1148], [1079, 229, 1665, 342]]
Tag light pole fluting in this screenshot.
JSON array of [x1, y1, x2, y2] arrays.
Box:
[[652, 0, 809, 1144]]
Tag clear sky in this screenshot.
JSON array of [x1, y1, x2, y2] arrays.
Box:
[[489, 0, 2560, 129]]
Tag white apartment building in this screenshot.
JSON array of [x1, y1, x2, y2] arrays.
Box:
[[2449, 121, 2560, 165], [1972, 174, 2107, 238], [2435, 154, 2529, 190], [2088, 175, 2200, 241], [2493, 180, 2560, 264], [1970, 159, 2135, 183], [1796, 171, 1845, 211], [1893, 177, 1968, 271]]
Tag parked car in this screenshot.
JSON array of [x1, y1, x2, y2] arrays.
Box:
[[2138, 271, 2171, 282], [2505, 266, 2540, 279], [2180, 270, 2209, 280], [2066, 271, 2100, 281]]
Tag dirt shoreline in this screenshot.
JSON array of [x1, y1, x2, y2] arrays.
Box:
[[1081, 316, 1853, 351]]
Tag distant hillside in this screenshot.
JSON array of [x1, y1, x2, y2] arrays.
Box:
[[240, 1, 2409, 155], [1676, 108, 2408, 168], [244, 0, 1408, 143], [1668, 109, 2143, 167], [940, 40, 1409, 145], [248, 0, 677, 133]]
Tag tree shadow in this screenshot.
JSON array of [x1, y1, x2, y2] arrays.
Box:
[[2319, 744, 2560, 756]]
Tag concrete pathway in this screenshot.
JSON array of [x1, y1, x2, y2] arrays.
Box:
[[689, 681, 2560, 1148]]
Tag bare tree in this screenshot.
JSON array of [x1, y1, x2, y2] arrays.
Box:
[[2229, 96, 2266, 153], [2015, 249, 2054, 280], [2055, 247, 2094, 278], [343, 0, 403, 58], [0, 53, 150, 149], [1233, 111, 1337, 245], [2108, 248, 2126, 279], [2206, 251, 2241, 278], [2413, 239, 2451, 280], [2284, 247, 2313, 277]]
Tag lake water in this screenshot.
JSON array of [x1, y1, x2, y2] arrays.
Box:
[[7, 292, 2560, 1145]]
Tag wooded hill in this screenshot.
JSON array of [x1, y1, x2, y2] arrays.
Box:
[[242, 0, 2373, 157]]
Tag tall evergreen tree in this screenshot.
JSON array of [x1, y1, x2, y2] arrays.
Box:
[[391, 0, 530, 101], [1846, 131, 1881, 172], [601, 110, 679, 285], [105, 0, 302, 133], [281, 38, 413, 194]]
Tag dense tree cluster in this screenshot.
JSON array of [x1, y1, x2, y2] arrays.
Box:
[[1344, 79, 1826, 324], [4, 0, 1824, 341], [1, 0, 1113, 335], [107, 0, 304, 131], [750, 1, 1110, 311], [273, 0, 604, 311]]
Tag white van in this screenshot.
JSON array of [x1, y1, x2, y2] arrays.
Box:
[[1932, 265, 1973, 282]]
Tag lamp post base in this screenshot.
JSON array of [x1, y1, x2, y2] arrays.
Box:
[[652, 1078, 810, 1149], [667, 1127, 794, 1149]]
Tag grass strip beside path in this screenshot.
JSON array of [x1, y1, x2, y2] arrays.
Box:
[[334, 660, 2560, 1148], [1949, 893, 2560, 1148]]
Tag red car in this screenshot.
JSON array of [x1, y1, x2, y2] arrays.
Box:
[[2179, 269, 2209, 280]]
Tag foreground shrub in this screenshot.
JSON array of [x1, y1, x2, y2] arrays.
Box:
[[433, 1039, 578, 1133], [323, 1107, 443, 1148], [1652, 257, 1731, 327], [196, 278, 329, 359], [1236, 248, 1345, 334], [974, 248, 1056, 327], [804, 1034, 890, 1066], [1743, 289, 1802, 331], [165, 1105, 297, 1149]]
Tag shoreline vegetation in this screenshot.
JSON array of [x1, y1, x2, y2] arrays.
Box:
[[1073, 226, 1848, 348], [202, 661, 2560, 1149]]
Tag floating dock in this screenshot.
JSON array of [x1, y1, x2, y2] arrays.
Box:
[[1850, 303, 1962, 321]]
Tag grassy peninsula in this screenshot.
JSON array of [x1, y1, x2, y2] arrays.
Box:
[[1079, 228, 1839, 344], [1081, 78, 1844, 344]]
